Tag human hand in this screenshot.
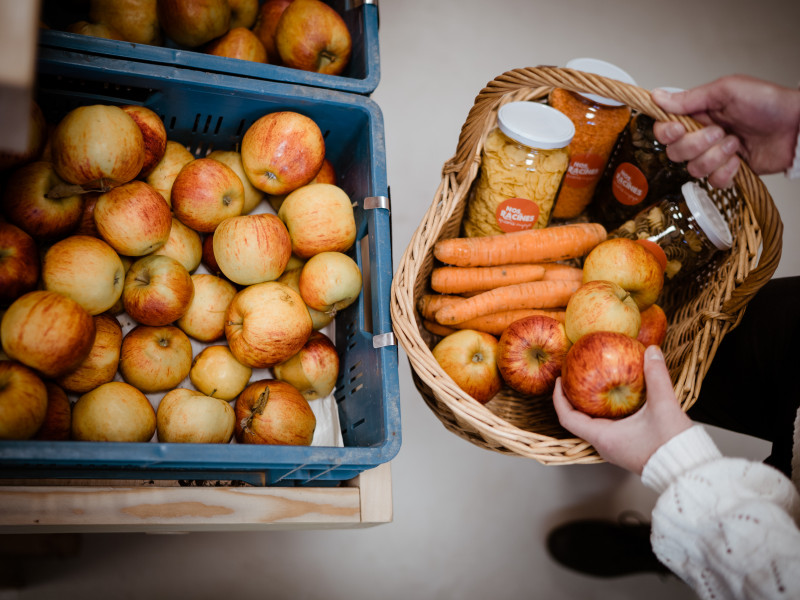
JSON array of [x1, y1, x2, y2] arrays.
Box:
[[553, 345, 693, 475], [651, 75, 800, 188]]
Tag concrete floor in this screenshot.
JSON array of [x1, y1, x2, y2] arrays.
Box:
[[3, 1, 799, 598]]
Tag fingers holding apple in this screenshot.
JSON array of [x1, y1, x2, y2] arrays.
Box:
[[432, 329, 503, 404]]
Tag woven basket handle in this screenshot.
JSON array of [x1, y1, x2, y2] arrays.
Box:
[[448, 66, 783, 314]]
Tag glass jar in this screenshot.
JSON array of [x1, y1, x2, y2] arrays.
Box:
[[608, 181, 733, 282], [592, 110, 692, 230], [548, 58, 636, 220], [464, 101, 575, 238]]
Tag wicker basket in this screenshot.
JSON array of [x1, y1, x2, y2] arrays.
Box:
[[390, 66, 784, 465]]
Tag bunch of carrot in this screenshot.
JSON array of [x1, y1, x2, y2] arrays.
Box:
[[420, 222, 607, 337]]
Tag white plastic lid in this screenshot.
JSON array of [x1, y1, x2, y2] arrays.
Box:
[[497, 101, 575, 149], [681, 181, 732, 250], [565, 58, 637, 107]]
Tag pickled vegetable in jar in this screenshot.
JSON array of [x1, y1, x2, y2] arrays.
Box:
[[592, 110, 692, 230], [549, 58, 636, 220], [464, 101, 574, 238], [608, 182, 732, 282]]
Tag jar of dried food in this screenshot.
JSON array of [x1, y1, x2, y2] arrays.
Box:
[[592, 100, 692, 230], [464, 101, 575, 237], [549, 58, 636, 220], [609, 181, 732, 282]]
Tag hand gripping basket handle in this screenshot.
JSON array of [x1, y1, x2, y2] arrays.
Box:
[[448, 66, 783, 315]]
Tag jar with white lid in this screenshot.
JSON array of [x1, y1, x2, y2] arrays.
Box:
[[609, 181, 733, 282], [464, 101, 575, 238]]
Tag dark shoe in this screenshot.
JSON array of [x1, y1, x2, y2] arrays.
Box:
[[546, 511, 671, 578]]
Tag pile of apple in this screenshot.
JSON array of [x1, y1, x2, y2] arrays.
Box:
[[432, 237, 668, 420], [49, 0, 353, 76], [0, 98, 363, 446]]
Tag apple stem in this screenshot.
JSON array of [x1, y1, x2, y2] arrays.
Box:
[[318, 50, 338, 69]]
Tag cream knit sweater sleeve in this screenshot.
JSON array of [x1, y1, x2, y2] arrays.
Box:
[[641, 425, 800, 600]]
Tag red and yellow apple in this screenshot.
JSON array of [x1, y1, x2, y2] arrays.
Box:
[[252, 0, 293, 63], [121, 105, 167, 178], [241, 111, 325, 195], [497, 315, 571, 396], [273, 331, 339, 401], [0, 360, 48, 440], [206, 150, 264, 214], [637, 303, 668, 347], [298, 251, 362, 316], [189, 345, 252, 401], [561, 330, 647, 419], [33, 382, 72, 441], [171, 158, 245, 233], [0, 222, 40, 306], [201, 233, 224, 277], [123, 254, 194, 326], [206, 27, 267, 62], [151, 217, 203, 273], [145, 140, 194, 207], [176, 273, 237, 342], [431, 329, 503, 404], [75, 193, 101, 237], [157, 0, 230, 48], [234, 379, 316, 445], [277, 267, 333, 330], [119, 325, 193, 393], [278, 183, 356, 258], [227, 0, 259, 28], [212, 213, 291, 285], [89, 0, 162, 45], [225, 281, 312, 368], [275, 0, 352, 75], [1, 290, 96, 378], [56, 313, 123, 394], [71, 381, 156, 442], [565, 280, 641, 344], [156, 388, 235, 443]]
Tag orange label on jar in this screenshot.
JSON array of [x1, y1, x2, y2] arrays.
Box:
[[563, 153, 606, 188], [612, 163, 649, 206], [496, 198, 540, 232]]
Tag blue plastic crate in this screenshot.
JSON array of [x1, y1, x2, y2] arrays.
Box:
[[38, 0, 380, 96], [0, 48, 400, 486]]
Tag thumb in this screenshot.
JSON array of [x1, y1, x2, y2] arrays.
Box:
[[652, 87, 712, 117], [642, 345, 677, 406]]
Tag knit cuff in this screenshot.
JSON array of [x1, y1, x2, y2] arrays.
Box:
[[641, 425, 722, 494]]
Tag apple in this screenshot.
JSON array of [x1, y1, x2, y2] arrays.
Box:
[[56, 313, 123, 394], [206, 150, 264, 214], [0, 360, 48, 440], [108, 256, 134, 315], [75, 193, 101, 237], [637, 303, 668, 347], [176, 273, 237, 342], [277, 267, 333, 330], [89, 0, 163, 45], [565, 280, 641, 344], [156, 388, 235, 443], [206, 27, 267, 62], [273, 331, 339, 401], [66, 21, 125, 40], [268, 157, 335, 213], [151, 217, 203, 273], [298, 251, 362, 316], [561, 330, 647, 419], [225, 281, 312, 368], [71, 381, 156, 442], [0, 100, 46, 171], [171, 158, 245, 233], [189, 345, 252, 401], [94, 180, 172, 256], [240, 111, 325, 196], [157, 0, 231, 48], [212, 213, 291, 285], [275, 0, 352, 76], [278, 183, 356, 258], [121, 105, 167, 178], [201, 233, 224, 277], [42, 235, 125, 315], [1, 290, 96, 378], [431, 329, 503, 404], [0, 161, 84, 241], [145, 140, 194, 207], [228, 0, 259, 28], [32, 382, 72, 441], [252, 0, 293, 63], [50, 104, 145, 187], [582, 237, 664, 311], [234, 379, 316, 445], [123, 254, 194, 326], [0, 222, 40, 306], [119, 325, 193, 393], [497, 315, 572, 396]]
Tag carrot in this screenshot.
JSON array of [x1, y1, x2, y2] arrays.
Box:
[[540, 263, 583, 282], [422, 319, 457, 337], [433, 222, 607, 267], [431, 264, 546, 294], [452, 308, 566, 336], [417, 294, 464, 322], [435, 279, 581, 325]]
